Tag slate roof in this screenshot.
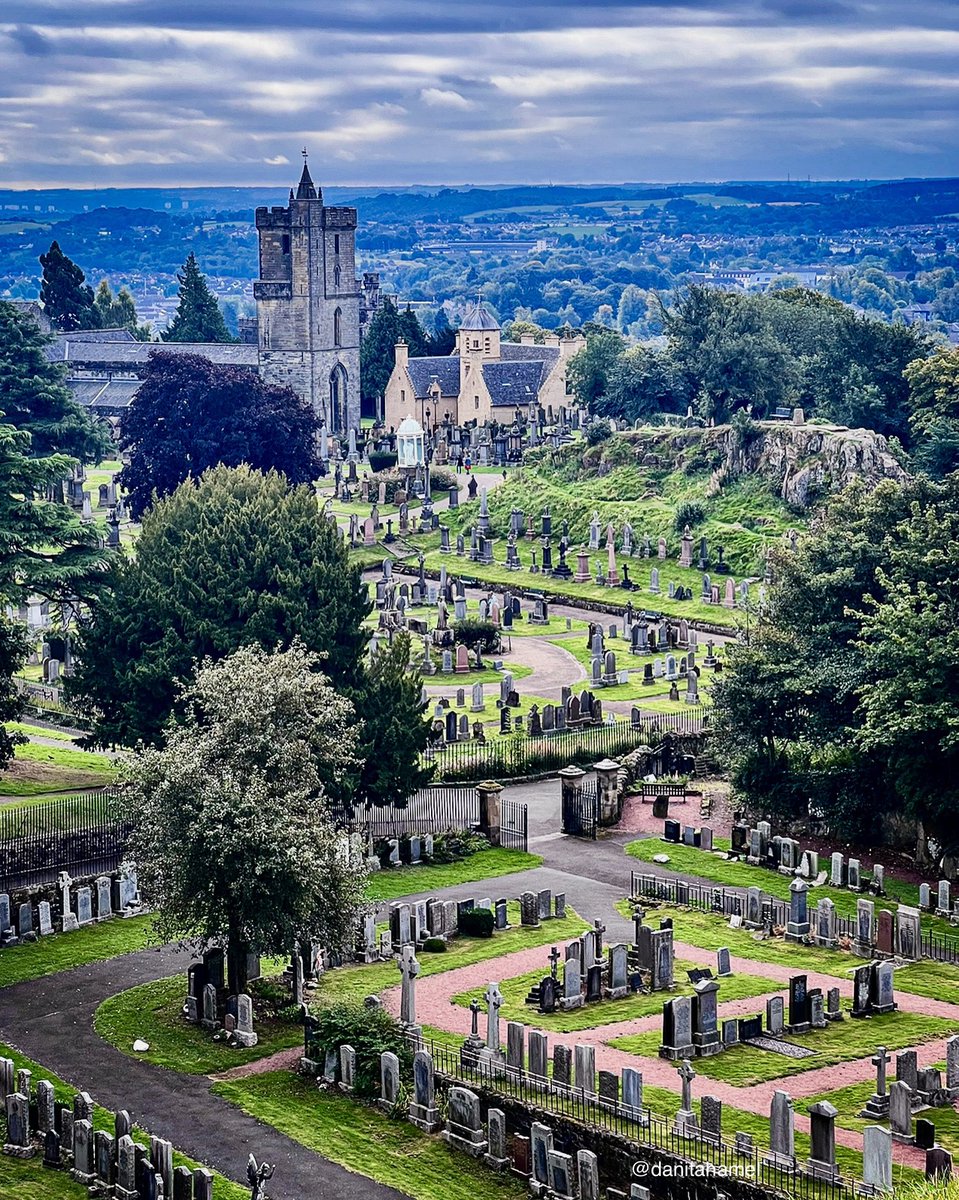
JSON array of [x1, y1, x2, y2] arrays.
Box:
[[406, 355, 460, 399], [46, 339, 259, 368], [66, 377, 141, 410], [482, 359, 544, 408], [499, 342, 560, 388], [460, 299, 501, 332]]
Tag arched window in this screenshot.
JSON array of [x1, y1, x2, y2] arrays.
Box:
[[333, 307, 342, 347], [334, 234, 340, 254], [329, 365, 348, 433], [333, 264, 341, 289]]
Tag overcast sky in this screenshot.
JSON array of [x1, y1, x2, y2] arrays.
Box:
[[1, 1, 957, 189]]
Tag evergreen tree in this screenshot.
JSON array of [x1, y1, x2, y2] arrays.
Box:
[[69, 466, 373, 747], [117, 351, 320, 520], [93, 280, 151, 340], [163, 253, 233, 343], [427, 309, 457, 356], [398, 305, 430, 359], [360, 298, 403, 410], [350, 633, 433, 808], [0, 301, 111, 463], [38, 241, 98, 332], [0, 416, 111, 767]]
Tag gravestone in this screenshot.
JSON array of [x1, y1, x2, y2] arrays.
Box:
[[806, 1101, 839, 1182], [443, 1086, 488, 1157], [765, 1090, 795, 1169]]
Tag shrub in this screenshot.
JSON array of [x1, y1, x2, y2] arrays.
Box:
[[429, 467, 457, 494], [674, 500, 706, 532], [306, 1001, 412, 1097], [586, 418, 612, 445], [457, 908, 495, 938], [453, 619, 499, 652], [369, 451, 397, 473], [429, 829, 489, 863], [422, 937, 447, 953]]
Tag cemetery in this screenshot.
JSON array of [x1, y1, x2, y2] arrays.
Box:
[[1, 402, 957, 1200]]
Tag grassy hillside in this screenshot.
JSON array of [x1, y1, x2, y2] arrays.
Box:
[[445, 430, 801, 578]]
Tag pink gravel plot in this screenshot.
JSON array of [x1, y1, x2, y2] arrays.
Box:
[[389, 938, 955, 1169]]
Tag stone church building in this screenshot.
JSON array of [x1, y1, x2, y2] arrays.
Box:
[[40, 158, 372, 433], [383, 299, 584, 432]]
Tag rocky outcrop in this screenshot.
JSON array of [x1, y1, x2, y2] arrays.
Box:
[[737, 422, 909, 508]]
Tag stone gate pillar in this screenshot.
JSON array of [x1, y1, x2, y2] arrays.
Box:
[[477, 780, 503, 846], [558, 765, 586, 818], [594, 759, 622, 827]]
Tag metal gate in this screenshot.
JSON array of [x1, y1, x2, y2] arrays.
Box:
[[501, 799, 528, 851], [562, 785, 598, 839]]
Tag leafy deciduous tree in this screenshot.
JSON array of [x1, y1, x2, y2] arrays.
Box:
[[117, 351, 320, 520], [123, 641, 369, 994]]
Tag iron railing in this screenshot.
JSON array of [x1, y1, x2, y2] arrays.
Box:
[[0, 789, 129, 891]]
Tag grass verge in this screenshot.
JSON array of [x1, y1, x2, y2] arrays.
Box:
[[0, 1042, 247, 1200], [0, 914, 156, 990], [94, 974, 302, 1076], [366, 848, 542, 901], [213, 1072, 527, 1200], [450, 960, 783, 1034]]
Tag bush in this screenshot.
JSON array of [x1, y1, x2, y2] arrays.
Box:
[[369, 451, 397, 473], [429, 829, 490, 863], [586, 418, 612, 445], [457, 908, 495, 938], [453, 619, 499, 653], [429, 467, 457, 494], [674, 500, 706, 532], [422, 937, 447, 953], [306, 1002, 412, 1097]]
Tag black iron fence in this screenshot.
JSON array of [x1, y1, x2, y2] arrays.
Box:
[[500, 798, 528, 852], [426, 710, 706, 782], [629, 870, 959, 965], [0, 789, 129, 891], [414, 1032, 864, 1200], [562, 784, 598, 840]]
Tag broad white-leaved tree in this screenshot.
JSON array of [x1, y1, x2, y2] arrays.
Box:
[[122, 641, 368, 993]]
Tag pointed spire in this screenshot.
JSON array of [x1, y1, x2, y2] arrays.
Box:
[[295, 147, 317, 200]]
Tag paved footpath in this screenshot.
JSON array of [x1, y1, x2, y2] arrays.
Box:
[[0, 945, 404, 1200]]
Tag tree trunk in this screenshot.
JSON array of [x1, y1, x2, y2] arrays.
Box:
[[226, 916, 249, 996]]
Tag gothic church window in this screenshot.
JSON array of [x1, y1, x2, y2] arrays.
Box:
[[334, 308, 342, 346]]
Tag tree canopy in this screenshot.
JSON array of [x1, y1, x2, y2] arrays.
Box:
[[38, 241, 98, 332], [360, 298, 455, 415], [69, 466, 372, 747], [711, 473, 959, 856], [122, 641, 369, 993], [164, 252, 233, 343], [0, 300, 111, 463], [117, 351, 320, 520], [93, 280, 152, 340]]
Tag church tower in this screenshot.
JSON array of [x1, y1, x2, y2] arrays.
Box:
[[254, 153, 361, 433]]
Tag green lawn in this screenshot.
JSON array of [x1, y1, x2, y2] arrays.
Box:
[[0, 1042, 247, 1200], [4, 721, 80, 743], [94, 974, 303, 1076], [806, 1076, 959, 1151], [310, 904, 590, 1008], [424, 662, 534, 685], [416, 544, 742, 629], [366, 848, 542, 901], [610, 1011, 955, 1085], [627, 837, 955, 936], [0, 914, 157, 989], [0, 740, 117, 794], [615, 899, 959, 1000], [450, 959, 783, 1034], [213, 1072, 527, 1200]]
